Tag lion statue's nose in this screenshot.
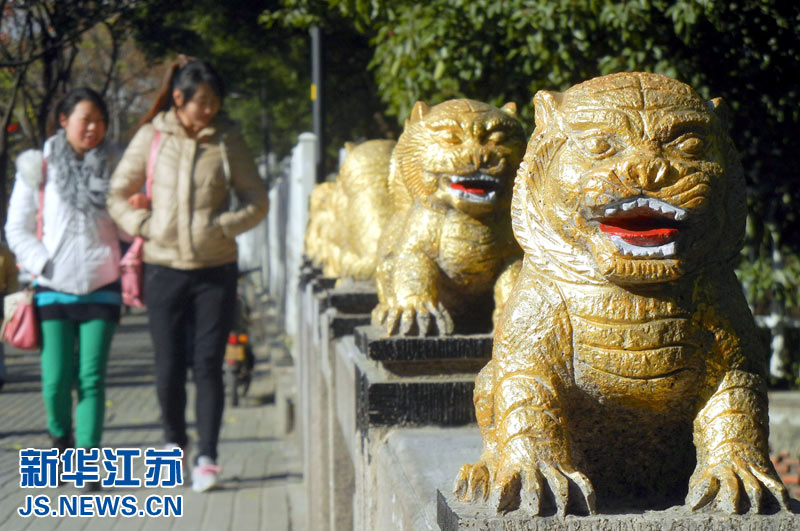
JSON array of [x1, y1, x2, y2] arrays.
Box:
[[620, 157, 674, 191]]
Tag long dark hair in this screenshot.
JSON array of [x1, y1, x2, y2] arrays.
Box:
[[56, 87, 109, 127], [138, 57, 225, 127]]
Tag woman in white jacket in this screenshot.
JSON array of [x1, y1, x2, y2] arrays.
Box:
[[5, 88, 121, 490]]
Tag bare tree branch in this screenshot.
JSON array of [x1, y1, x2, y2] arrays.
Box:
[[100, 20, 120, 96]]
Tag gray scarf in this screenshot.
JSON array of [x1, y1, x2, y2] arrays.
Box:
[[49, 129, 110, 215]]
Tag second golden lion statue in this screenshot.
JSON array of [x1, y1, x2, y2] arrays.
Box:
[[305, 99, 527, 336], [372, 99, 526, 336], [454, 72, 790, 515]]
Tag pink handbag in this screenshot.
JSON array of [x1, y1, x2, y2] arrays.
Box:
[[1, 289, 39, 350], [120, 130, 161, 308], [1, 159, 47, 350]]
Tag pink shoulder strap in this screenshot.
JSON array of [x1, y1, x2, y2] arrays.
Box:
[[146, 130, 162, 199], [36, 158, 47, 241]]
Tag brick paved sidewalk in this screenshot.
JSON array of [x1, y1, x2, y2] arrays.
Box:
[[0, 312, 305, 531]]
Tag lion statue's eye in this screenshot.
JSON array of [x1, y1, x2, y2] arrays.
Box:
[[436, 130, 462, 145], [671, 134, 705, 157], [578, 134, 617, 158], [487, 131, 506, 143]]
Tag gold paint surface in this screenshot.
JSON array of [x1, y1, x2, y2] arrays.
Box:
[[455, 72, 790, 515]]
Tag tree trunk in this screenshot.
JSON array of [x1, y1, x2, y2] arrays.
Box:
[[0, 65, 28, 228]]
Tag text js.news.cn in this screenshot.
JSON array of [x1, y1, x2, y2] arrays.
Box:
[[17, 447, 183, 518]]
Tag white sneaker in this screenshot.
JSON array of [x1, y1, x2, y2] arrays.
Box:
[[191, 456, 221, 493]]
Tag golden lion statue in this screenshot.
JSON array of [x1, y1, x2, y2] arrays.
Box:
[[305, 99, 527, 336], [454, 72, 790, 515], [371, 99, 526, 335], [305, 140, 396, 279]]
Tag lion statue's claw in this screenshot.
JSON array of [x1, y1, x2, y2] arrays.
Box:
[[371, 300, 454, 336], [454, 462, 491, 503], [687, 456, 790, 513], [424, 301, 454, 335], [489, 460, 596, 516]]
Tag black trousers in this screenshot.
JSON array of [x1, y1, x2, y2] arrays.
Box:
[[144, 262, 238, 461]]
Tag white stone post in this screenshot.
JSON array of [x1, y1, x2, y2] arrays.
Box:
[[284, 132, 317, 356], [267, 176, 287, 312]]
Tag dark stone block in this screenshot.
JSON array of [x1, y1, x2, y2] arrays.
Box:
[[330, 314, 371, 339], [437, 490, 800, 530], [355, 371, 477, 432], [311, 276, 337, 293], [355, 325, 493, 362], [298, 264, 323, 288], [326, 289, 379, 314], [346, 338, 479, 431]]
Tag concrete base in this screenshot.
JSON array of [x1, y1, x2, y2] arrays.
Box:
[[367, 427, 799, 531], [374, 427, 482, 530], [437, 495, 800, 530]]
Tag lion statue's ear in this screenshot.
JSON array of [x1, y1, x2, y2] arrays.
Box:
[[344, 141, 357, 153], [500, 102, 518, 117], [533, 91, 562, 132], [408, 101, 431, 124], [708, 97, 732, 133]]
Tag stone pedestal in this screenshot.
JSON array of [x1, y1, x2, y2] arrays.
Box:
[[297, 277, 379, 531], [366, 427, 800, 531], [437, 494, 800, 530], [294, 269, 497, 529], [351, 326, 491, 429], [298, 274, 330, 531], [324, 280, 379, 314]]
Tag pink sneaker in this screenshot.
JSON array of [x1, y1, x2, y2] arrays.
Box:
[[191, 456, 221, 492]]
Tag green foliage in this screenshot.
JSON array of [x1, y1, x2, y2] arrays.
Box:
[[130, 1, 390, 170], [128, 1, 311, 159], [737, 216, 800, 316]]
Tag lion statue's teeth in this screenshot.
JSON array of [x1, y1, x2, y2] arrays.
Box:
[[602, 197, 686, 221], [609, 236, 677, 257]]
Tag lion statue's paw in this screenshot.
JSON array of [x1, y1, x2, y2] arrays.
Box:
[[371, 299, 454, 336], [687, 455, 790, 514]]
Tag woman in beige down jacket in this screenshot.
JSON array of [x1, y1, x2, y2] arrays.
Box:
[[107, 58, 267, 492]]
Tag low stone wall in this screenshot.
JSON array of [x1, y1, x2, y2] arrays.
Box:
[[288, 268, 800, 530]]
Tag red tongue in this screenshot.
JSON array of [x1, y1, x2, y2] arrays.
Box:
[[600, 224, 678, 246], [451, 182, 488, 195]]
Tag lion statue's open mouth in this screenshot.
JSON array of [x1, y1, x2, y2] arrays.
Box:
[[592, 197, 686, 258], [443, 172, 503, 204]]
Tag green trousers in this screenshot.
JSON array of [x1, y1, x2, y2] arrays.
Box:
[[40, 319, 116, 448]]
